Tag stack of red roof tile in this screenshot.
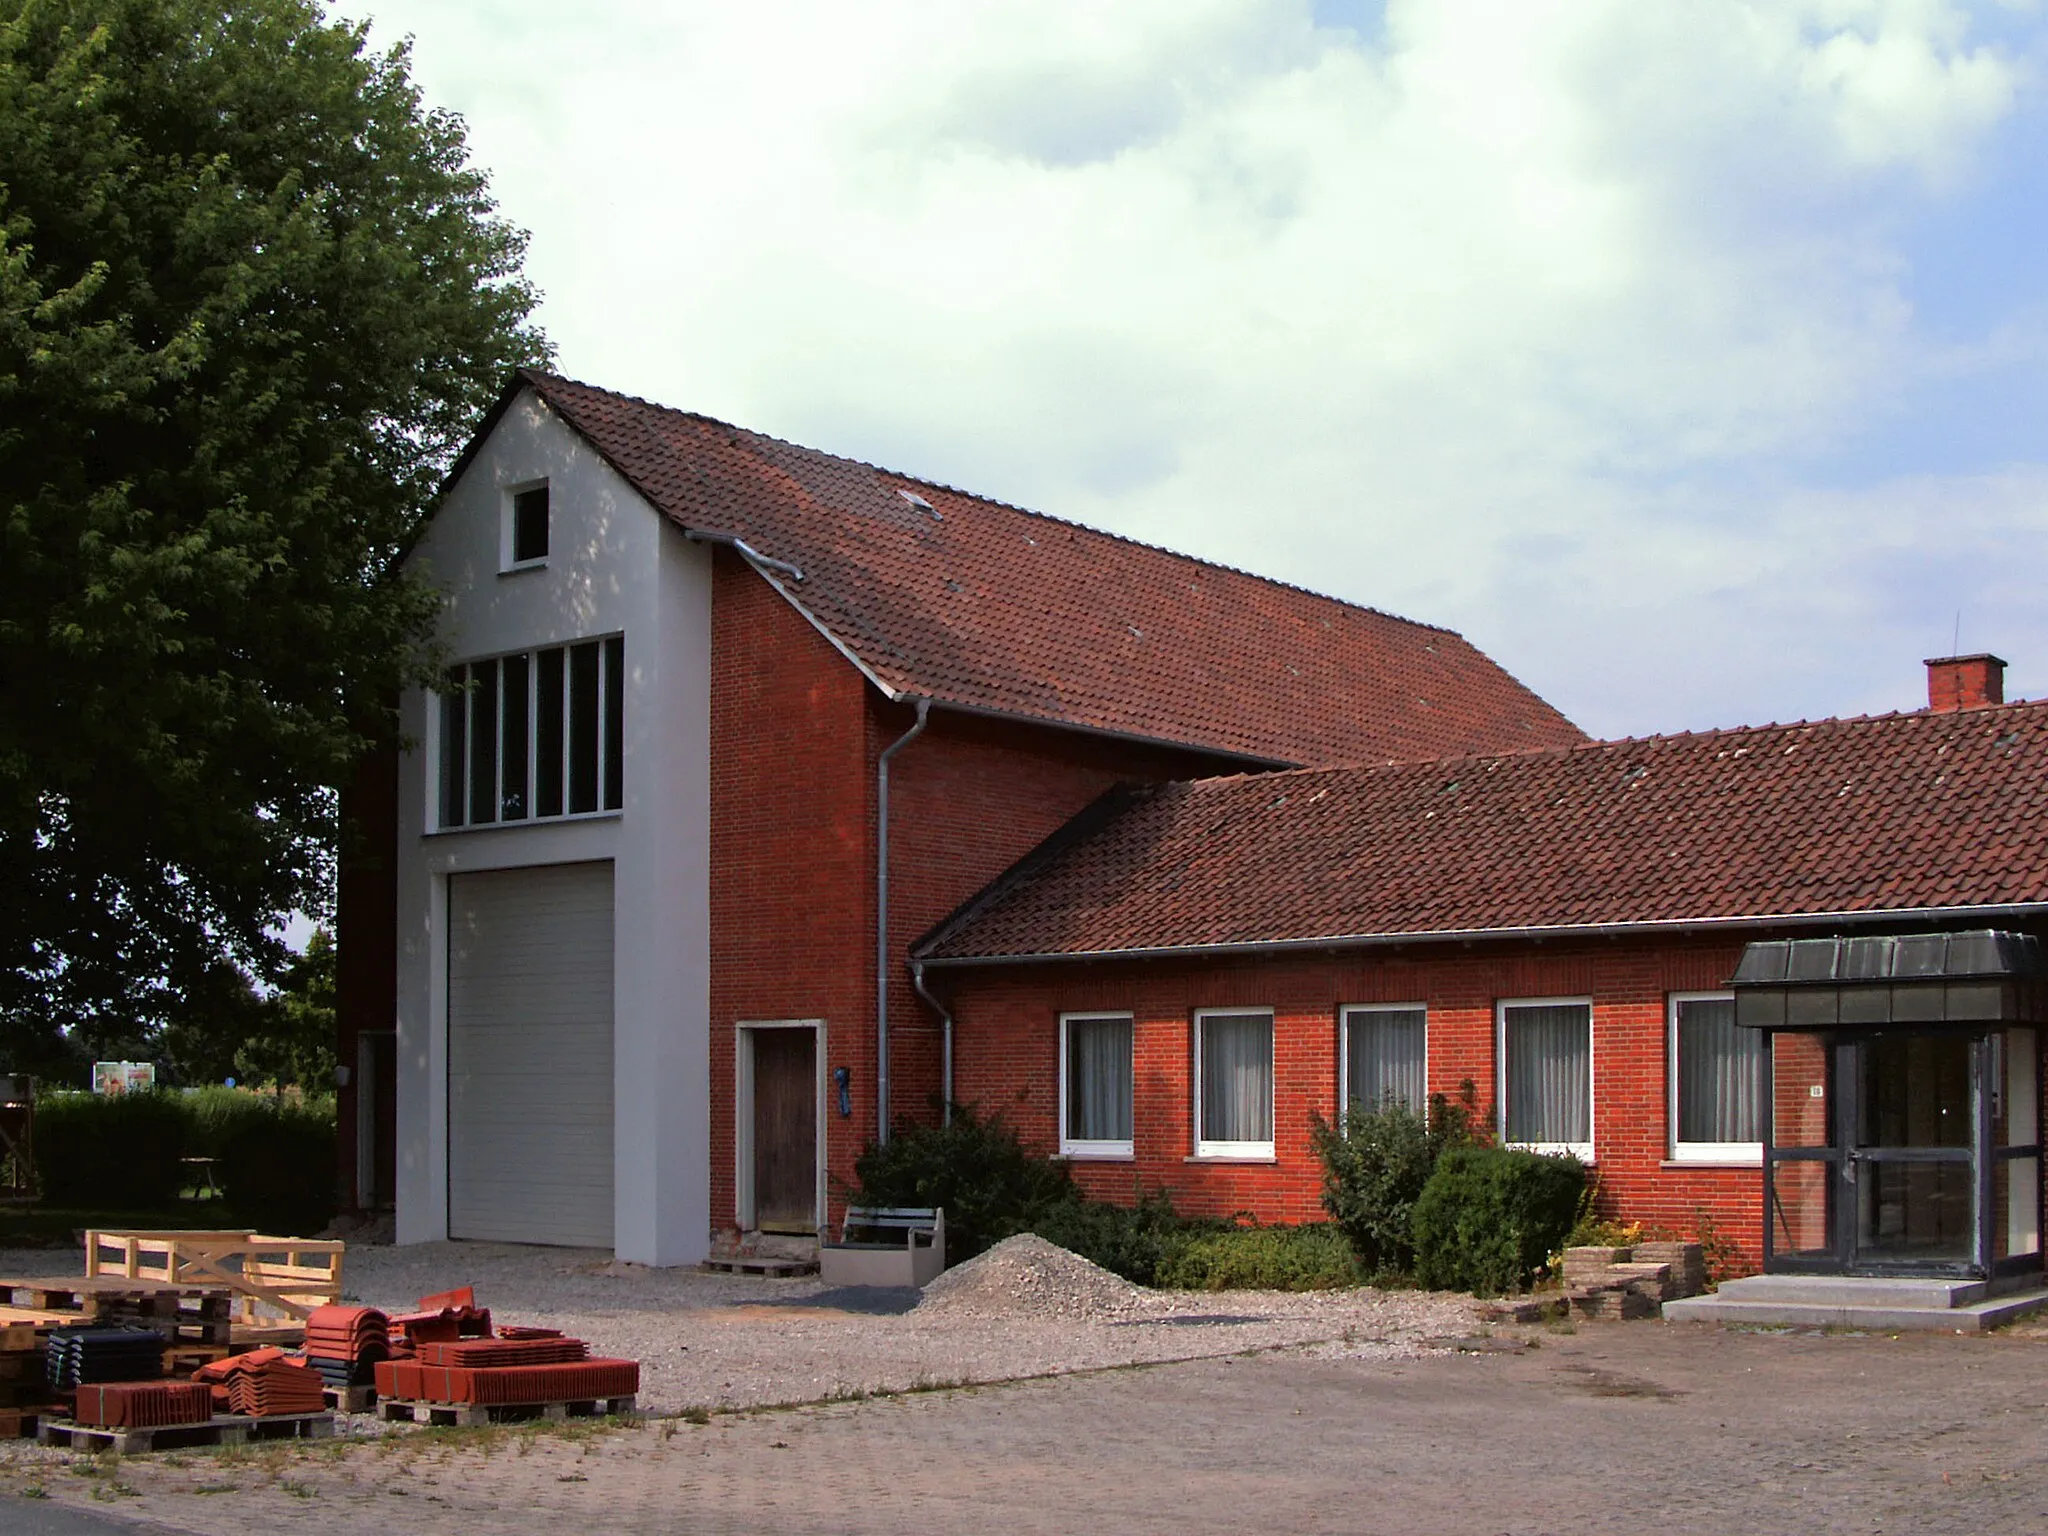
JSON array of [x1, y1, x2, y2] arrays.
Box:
[[73, 1382, 214, 1430], [194, 1349, 327, 1417], [303, 1305, 390, 1388], [390, 1287, 492, 1350], [376, 1358, 638, 1407], [417, 1337, 589, 1368]]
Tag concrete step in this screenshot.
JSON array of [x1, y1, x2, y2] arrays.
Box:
[[1706, 1274, 1989, 1309], [1664, 1286, 2048, 1333]]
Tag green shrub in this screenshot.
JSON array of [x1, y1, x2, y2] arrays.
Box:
[[849, 1102, 1076, 1262], [1155, 1222, 1361, 1291], [1411, 1146, 1585, 1296], [217, 1100, 337, 1235], [183, 1085, 282, 1159], [1311, 1087, 1483, 1276], [34, 1090, 189, 1207], [1028, 1190, 1222, 1286]]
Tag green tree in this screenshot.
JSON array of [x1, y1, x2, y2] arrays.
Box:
[[0, 1, 548, 1067]]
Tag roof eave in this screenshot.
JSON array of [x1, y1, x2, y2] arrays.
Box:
[[911, 902, 2048, 968]]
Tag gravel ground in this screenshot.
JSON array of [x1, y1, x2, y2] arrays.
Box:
[[0, 1238, 1481, 1419]]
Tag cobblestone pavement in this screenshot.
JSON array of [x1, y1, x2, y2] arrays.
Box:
[[5, 1324, 2047, 1535]]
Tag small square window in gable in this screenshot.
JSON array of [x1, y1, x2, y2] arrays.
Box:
[[510, 483, 549, 566]]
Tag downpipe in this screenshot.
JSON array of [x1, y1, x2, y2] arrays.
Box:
[[909, 961, 955, 1126], [875, 697, 930, 1144]]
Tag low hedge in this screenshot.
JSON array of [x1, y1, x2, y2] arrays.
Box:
[[35, 1091, 189, 1208], [1155, 1222, 1362, 1291], [217, 1101, 338, 1235], [1029, 1192, 1223, 1287], [1411, 1146, 1585, 1295], [31, 1088, 337, 1231]]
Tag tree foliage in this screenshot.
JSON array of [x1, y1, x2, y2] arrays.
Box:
[[0, 0, 548, 1068]]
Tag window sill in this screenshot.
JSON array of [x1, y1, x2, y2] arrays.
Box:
[[1056, 1150, 1135, 1163], [500, 558, 548, 577], [1663, 1154, 1763, 1169], [1184, 1154, 1278, 1165], [426, 808, 622, 836], [1506, 1143, 1595, 1165]]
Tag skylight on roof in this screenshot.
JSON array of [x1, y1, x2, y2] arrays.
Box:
[[898, 489, 941, 521]]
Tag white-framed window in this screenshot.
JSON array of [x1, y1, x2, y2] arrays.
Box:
[[1669, 991, 1763, 1163], [1059, 1012, 1133, 1157], [1340, 1004, 1427, 1113], [505, 481, 550, 570], [1498, 998, 1593, 1160], [1194, 1008, 1274, 1158], [437, 636, 624, 829]]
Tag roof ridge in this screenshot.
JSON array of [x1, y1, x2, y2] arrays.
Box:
[[524, 368, 1467, 641], [1151, 695, 2048, 797]]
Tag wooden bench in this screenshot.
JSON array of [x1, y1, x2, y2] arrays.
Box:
[[817, 1207, 946, 1288]]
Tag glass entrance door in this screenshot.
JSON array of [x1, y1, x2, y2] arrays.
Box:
[[1763, 1028, 2041, 1277], [1850, 1034, 1973, 1266]]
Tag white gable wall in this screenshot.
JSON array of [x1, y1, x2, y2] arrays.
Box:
[[393, 387, 713, 1265]]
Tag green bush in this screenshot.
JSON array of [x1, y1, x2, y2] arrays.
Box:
[[1411, 1146, 1586, 1296], [1029, 1190, 1222, 1286], [849, 1102, 1076, 1261], [1156, 1222, 1362, 1291], [183, 1085, 282, 1159], [34, 1090, 189, 1207], [1311, 1087, 1483, 1276], [216, 1100, 338, 1234]]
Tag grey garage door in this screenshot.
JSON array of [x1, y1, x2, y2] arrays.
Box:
[[447, 861, 615, 1247]]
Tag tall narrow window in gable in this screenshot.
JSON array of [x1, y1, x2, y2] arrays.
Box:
[[510, 483, 549, 565]]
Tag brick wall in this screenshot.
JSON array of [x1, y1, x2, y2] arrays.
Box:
[[707, 549, 1236, 1234], [708, 549, 878, 1233], [937, 937, 1771, 1263]]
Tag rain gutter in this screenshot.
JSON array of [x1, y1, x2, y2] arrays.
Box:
[[912, 903, 2048, 970]]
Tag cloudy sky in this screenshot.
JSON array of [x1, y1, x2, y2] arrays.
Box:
[[349, 0, 2048, 739]]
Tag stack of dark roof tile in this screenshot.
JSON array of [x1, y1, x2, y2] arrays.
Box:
[[73, 1381, 213, 1431], [46, 1327, 166, 1390], [303, 1305, 389, 1389]]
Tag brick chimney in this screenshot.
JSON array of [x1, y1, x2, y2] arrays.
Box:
[[1925, 654, 2006, 712]]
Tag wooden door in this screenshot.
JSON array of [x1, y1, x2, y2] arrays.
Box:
[[752, 1029, 817, 1233]]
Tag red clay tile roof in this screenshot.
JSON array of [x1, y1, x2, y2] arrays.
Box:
[[913, 701, 2048, 962], [513, 371, 1583, 767]]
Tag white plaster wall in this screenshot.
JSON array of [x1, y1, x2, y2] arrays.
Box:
[[393, 388, 712, 1265]]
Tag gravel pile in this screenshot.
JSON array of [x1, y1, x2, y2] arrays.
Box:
[[916, 1234, 1156, 1322]]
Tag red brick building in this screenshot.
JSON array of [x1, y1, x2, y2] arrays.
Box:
[[337, 370, 1579, 1263], [913, 659, 2048, 1279]]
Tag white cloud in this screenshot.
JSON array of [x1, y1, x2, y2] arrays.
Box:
[[352, 0, 2046, 734]]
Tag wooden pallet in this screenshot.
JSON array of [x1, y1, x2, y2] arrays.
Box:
[[38, 1410, 334, 1454], [0, 1275, 235, 1346], [377, 1394, 635, 1428], [323, 1384, 377, 1414], [84, 1231, 342, 1324], [699, 1257, 817, 1277], [0, 1408, 46, 1439]]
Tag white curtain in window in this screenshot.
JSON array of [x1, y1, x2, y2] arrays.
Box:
[[1506, 1004, 1590, 1144], [1677, 998, 1761, 1143], [1066, 1017, 1133, 1143], [1347, 1009, 1426, 1109], [1201, 1013, 1273, 1144]]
